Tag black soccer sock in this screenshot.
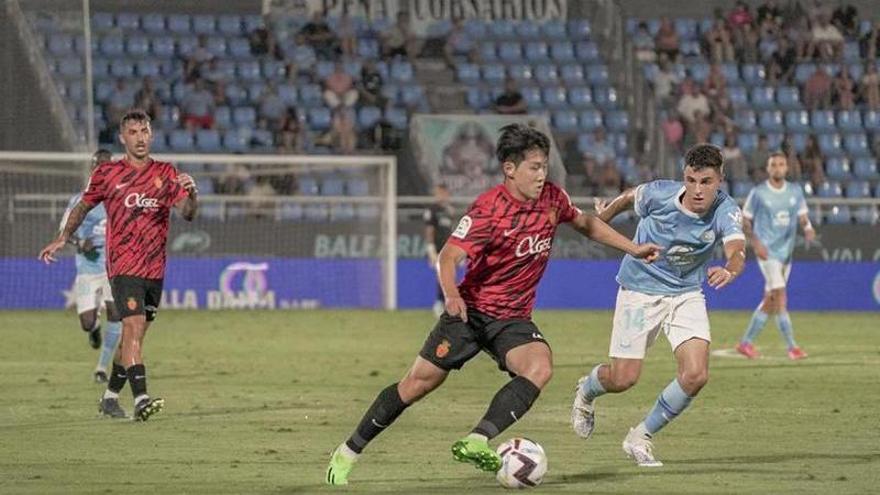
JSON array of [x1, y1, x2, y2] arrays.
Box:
[[107, 363, 127, 394], [126, 364, 147, 400], [345, 383, 410, 454], [472, 376, 541, 440]]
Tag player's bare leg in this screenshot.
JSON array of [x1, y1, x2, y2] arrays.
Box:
[[453, 342, 551, 473], [78, 308, 102, 350], [121, 315, 163, 421], [327, 356, 448, 485], [624, 338, 709, 467], [572, 358, 642, 439]]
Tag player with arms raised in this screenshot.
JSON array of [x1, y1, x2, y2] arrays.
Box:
[[571, 144, 746, 467], [325, 124, 661, 485], [736, 152, 814, 360], [39, 110, 199, 421]]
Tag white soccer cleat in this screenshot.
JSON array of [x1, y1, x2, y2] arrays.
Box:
[[571, 376, 596, 439], [622, 428, 663, 467]]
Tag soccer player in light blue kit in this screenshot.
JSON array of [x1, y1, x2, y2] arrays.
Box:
[[570, 144, 747, 467], [735, 152, 815, 360], [59, 149, 124, 385]]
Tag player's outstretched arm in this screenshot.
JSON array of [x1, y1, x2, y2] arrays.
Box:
[[707, 239, 746, 290], [175, 173, 199, 221], [437, 243, 468, 321], [594, 188, 636, 223], [570, 213, 661, 262], [39, 200, 96, 263]]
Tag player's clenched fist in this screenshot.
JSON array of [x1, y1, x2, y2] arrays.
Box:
[[444, 295, 468, 322], [633, 243, 663, 264], [177, 173, 197, 195], [707, 266, 734, 289]]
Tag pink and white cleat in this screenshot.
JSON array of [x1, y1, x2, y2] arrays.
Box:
[[735, 342, 760, 359], [787, 347, 808, 360]]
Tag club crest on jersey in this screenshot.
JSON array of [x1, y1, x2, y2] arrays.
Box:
[[126, 297, 138, 311], [516, 235, 552, 258], [124, 192, 160, 209], [153, 177, 163, 189], [452, 215, 472, 239], [701, 230, 715, 242], [436, 339, 451, 358]]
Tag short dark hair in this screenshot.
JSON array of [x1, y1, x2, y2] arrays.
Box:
[[683, 143, 723, 172], [119, 109, 150, 129], [496, 123, 550, 165], [92, 149, 112, 166]]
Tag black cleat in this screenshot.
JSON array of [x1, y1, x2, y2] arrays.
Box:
[[87, 326, 102, 350], [134, 397, 164, 421], [93, 370, 108, 384], [98, 397, 127, 419]]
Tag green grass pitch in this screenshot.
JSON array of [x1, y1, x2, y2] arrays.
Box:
[[1, 310, 878, 494]]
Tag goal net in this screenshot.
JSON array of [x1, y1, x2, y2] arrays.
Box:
[[0, 151, 397, 310]]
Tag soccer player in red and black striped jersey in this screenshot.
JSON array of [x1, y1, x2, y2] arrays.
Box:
[[39, 109, 198, 421], [325, 124, 662, 485]]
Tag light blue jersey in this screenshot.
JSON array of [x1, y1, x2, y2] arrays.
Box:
[[616, 180, 745, 296], [742, 181, 808, 263], [60, 193, 107, 275]]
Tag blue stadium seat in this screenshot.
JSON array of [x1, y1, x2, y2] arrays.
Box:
[[321, 178, 346, 196], [292, 45, 316, 66], [846, 180, 871, 198], [674, 18, 698, 39], [205, 36, 227, 57], [844, 133, 870, 156], [195, 129, 221, 151], [825, 157, 851, 181], [575, 41, 600, 62], [465, 88, 487, 109], [606, 110, 630, 131], [192, 14, 216, 35], [587, 65, 610, 85], [578, 109, 603, 131], [728, 86, 748, 107], [150, 130, 168, 152], [720, 63, 740, 83], [794, 64, 816, 84], [298, 84, 322, 106], [525, 42, 550, 62], [836, 110, 862, 132], [476, 42, 496, 62], [550, 41, 575, 62], [386, 107, 408, 130], [330, 204, 356, 221], [298, 177, 320, 196], [552, 110, 579, 132], [489, 20, 516, 39], [864, 110, 880, 132], [482, 63, 506, 84], [750, 86, 775, 110], [91, 13, 115, 32], [343, 61, 362, 78], [169, 129, 195, 151], [251, 129, 274, 149], [735, 109, 757, 130], [568, 86, 594, 108], [811, 110, 836, 132], [843, 41, 860, 62], [214, 106, 231, 129], [308, 107, 332, 131], [176, 36, 199, 56], [243, 14, 263, 32], [315, 60, 334, 80], [48, 34, 73, 56], [100, 35, 124, 56], [228, 37, 251, 58], [357, 106, 381, 129], [535, 64, 559, 86], [741, 64, 765, 85], [787, 133, 808, 153], [593, 86, 619, 109], [142, 13, 165, 33], [816, 181, 843, 198], [497, 41, 520, 63], [456, 63, 480, 84], [126, 35, 150, 57], [520, 87, 542, 108], [541, 20, 567, 40], [151, 37, 175, 58], [507, 64, 532, 83], [217, 15, 242, 35], [261, 59, 286, 79], [357, 39, 380, 59], [737, 133, 758, 152], [542, 86, 567, 108], [356, 204, 381, 220], [818, 133, 843, 156], [568, 19, 591, 39], [853, 157, 879, 180], [390, 62, 414, 83], [560, 64, 584, 85], [279, 202, 303, 221], [853, 206, 878, 224], [115, 13, 139, 31], [224, 83, 246, 105], [346, 178, 370, 196], [232, 106, 256, 127], [759, 110, 784, 132], [400, 86, 424, 106], [222, 128, 248, 151], [776, 86, 801, 110], [825, 205, 851, 224], [57, 58, 83, 77], [135, 59, 161, 77], [109, 59, 134, 78], [687, 62, 710, 83], [785, 110, 810, 132], [237, 60, 261, 81], [680, 40, 701, 58], [167, 14, 192, 34], [276, 83, 297, 106], [246, 82, 265, 103]]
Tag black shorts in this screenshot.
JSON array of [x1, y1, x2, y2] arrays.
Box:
[[110, 275, 163, 321], [418, 309, 549, 373]]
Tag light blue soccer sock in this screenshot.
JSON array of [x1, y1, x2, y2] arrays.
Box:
[[579, 364, 608, 402], [97, 321, 122, 371], [643, 379, 694, 435], [776, 312, 798, 349], [741, 308, 769, 344]]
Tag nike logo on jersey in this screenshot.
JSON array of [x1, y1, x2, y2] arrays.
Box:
[[115, 183, 129, 190], [503, 227, 519, 237]]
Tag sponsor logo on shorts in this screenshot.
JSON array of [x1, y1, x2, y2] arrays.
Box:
[[436, 339, 451, 358], [126, 297, 138, 311]]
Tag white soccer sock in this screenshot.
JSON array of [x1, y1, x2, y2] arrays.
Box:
[[134, 394, 149, 406], [338, 443, 360, 461], [633, 422, 652, 439], [103, 389, 119, 400]]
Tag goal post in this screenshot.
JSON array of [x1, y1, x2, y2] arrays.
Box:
[[0, 151, 397, 310]]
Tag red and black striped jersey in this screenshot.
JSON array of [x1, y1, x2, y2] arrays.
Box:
[[81, 158, 188, 279], [447, 181, 581, 320]]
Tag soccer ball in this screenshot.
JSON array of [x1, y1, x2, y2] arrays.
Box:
[[495, 438, 548, 489]]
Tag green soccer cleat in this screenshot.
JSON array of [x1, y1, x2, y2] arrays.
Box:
[[451, 437, 502, 473], [325, 446, 355, 485]]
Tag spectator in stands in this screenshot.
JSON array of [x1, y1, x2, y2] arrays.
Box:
[[808, 15, 844, 60], [652, 57, 680, 106], [691, 111, 713, 145], [494, 78, 527, 115], [831, 2, 858, 38], [749, 134, 772, 181], [212, 80, 228, 107], [783, 14, 812, 60], [734, 22, 761, 64], [722, 133, 749, 183], [833, 66, 856, 110], [757, 0, 783, 26], [218, 164, 250, 194], [661, 111, 684, 152], [767, 36, 797, 85], [861, 64, 880, 110], [654, 17, 680, 62], [705, 19, 735, 63], [181, 79, 216, 130], [781, 138, 803, 181], [186, 34, 215, 82], [381, 11, 420, 61], [338, 13, 358, 57], [106, 79, 132, 126], [703, 63, 728, 101], [800, 134, 826, 186], [359, 60, 385, 107], [712, 94, 736, 130], [444, 18, 473, 68], [861, 22, 880, 63], [133, 77, 161, 121], [676, 82, 710, 128], [259, 83, 287, 130], [323, 62, 359, 109], [246, 176, 277, 218], [202, 59, 229, 89], [728, 1, 755, 31], [249, 25, 280, 59], [299, 12, 339, 59], [633, 22, 657, 63], [586, 129, 616, 166], [804, 66, 832, 109], [330, 107, 358, 154], [277, 108, 304, 154]]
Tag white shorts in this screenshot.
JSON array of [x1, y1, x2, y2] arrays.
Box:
[[74, 273, 113, 314], [758, 259, 791, 292], [609, 288, 711, 359]]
